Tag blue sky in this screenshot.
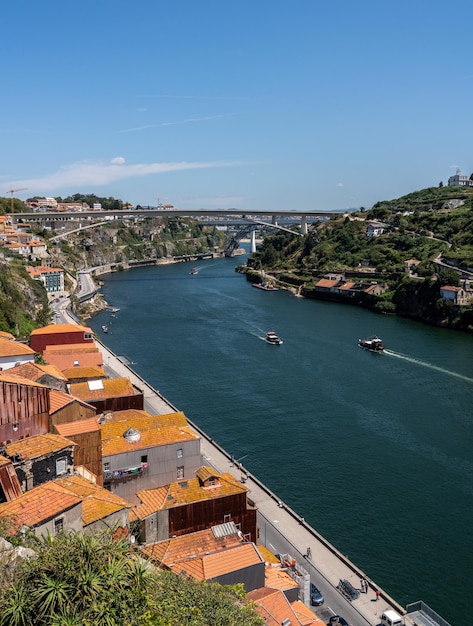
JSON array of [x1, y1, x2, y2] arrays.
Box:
[[2, 1, 472, 211]]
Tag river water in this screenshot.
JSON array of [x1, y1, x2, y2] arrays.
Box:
[[89, 253, 473, 625]]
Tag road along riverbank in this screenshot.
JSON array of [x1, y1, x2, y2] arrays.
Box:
[[87, 327, 408, 626]]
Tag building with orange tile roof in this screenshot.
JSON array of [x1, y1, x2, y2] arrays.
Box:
[[100, 409, 201, 503], [68, 377, 144, 413], [140, 521, 265, 591], [49, 388, 97, 427], [29, 323, 94, 354], [62, 365, 106, 383], [11, 361, 67, 392], [54, 474, 131, 534], [0, 374, 50, 445], [0, 331, 14, 340], [43, 344, 104, 372], [0, 337, 36, 370], [26, 265, 64, 296], [130, 466, 257, 545], [5, 433, 76, 493], [247, 588, 323, 626], [0, 481, 83, 538]]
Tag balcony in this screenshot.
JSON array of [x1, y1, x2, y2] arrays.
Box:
[[103, 462, 148, 485]]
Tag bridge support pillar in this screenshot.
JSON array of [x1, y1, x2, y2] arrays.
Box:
[[301, 215, 308, 235], [272, 215, 278, 226], [250, 229, 257, 254]]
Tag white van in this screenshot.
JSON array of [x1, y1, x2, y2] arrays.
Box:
[[380, 610, 403, 626]]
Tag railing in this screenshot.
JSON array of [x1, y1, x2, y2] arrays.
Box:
[[406, 601, 452, 626]]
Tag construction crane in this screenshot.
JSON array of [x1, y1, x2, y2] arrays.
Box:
[[6, 187, 28, 226]]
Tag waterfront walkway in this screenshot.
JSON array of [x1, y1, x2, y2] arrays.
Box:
[[90, 333, 410, 626]]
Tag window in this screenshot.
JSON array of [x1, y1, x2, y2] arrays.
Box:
[[208, 477, 215, 486], [84, 333, 93, 340], [56, 457, 67, 475], [104, 462, 110, 471], [54, 518, 64, 535], [176, 448, 183, 458], [177, 466, 184, 479], [141, 455, 148, 464]]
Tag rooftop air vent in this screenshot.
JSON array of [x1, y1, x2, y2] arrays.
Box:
[[123, 428, 141, 443]]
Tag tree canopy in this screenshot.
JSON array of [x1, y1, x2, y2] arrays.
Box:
[[0, 530, 263, 626]]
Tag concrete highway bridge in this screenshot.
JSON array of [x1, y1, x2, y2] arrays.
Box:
[[11, 207, 341, 255]]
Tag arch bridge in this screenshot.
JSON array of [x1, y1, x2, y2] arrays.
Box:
[[11, 207, 338, 256]]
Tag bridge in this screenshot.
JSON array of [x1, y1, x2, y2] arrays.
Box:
[[10, 207, 341, 255]]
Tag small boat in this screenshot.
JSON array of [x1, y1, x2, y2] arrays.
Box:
[[358, 335, 384, 352], [189, 268, 197, 275], [102, 325, 108, 333], [252, 281, 280, 291], [266, 331, 283, 345]]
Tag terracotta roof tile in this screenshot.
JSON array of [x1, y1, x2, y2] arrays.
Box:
[[101, 411, 197, 457], [55, 475, 131, 525], [69, 377, 135, 401], [11, 362, 66, 383], [131, 469, 247, 521], [0, 331, 14, 340], [44, 343, 100, 355], [315, 278, 338, 289], [0, 371, 46, 388], [45, 352, 104, 371], [264, 564, 299, 590], [55, 417, 100, 436], [246, 588, 298, 626], [291, 600, 325, 625], [49, 388, 96, 414], [169, 543, 262, 581], [0, 338, 36, 357], [139, 527, 242, 565], [62, 366, 106, 380], [0, 482, 81, 532], [6, 433, 76, 460], [30, 324, 93, 336]]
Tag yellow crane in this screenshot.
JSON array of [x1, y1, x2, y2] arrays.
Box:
[[6, 187, 27, 226]]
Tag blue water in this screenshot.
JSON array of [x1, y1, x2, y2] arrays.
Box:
[[90, 254, 473, 625]]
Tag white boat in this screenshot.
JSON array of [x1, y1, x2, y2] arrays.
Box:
[[102, 325, 108, 333], [358, 335, 384, 352], [266, 331, 283, 345]]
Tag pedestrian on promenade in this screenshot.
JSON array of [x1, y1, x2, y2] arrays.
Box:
[[375, 589, 380, 601], [231, 454, 235, 466], [306, 547, 311, 559]]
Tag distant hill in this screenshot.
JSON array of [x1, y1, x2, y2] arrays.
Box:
[[245, 185, 473, 331]]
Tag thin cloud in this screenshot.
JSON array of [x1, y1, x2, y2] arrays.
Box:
[[7, 158, 244, 193], [119, 114, 231, 134]]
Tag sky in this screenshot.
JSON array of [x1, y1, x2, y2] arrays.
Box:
[[2, 1, 472, 212]]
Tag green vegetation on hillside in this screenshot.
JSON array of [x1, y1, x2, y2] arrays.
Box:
[[248, 185, 473, 331], [0, 530, 263, 626]]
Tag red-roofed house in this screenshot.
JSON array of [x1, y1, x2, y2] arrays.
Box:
[[140, 523, 265, 591], [130, 466, 257, 545], [0, 338, 36, 370], [29, 324, 94, 354], [0, 481, 83, 538]]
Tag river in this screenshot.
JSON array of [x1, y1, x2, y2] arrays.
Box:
[[89, 252, 473, 625]]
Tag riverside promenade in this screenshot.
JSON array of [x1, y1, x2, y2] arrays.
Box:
[[87, 331, 411, 626]]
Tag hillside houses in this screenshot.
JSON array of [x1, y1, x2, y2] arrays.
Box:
[[0, 324, 328, 621]]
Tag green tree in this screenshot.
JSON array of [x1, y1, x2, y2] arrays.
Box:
[[0, 530, 263, 626]]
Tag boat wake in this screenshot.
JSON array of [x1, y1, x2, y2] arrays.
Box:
[[384, 349, 473, 383]]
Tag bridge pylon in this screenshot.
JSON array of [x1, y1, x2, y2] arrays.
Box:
[[250, 229, 257, 254]]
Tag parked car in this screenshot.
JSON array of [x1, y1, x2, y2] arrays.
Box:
[[310, 582, 324, 606], [328, 617, 349, 626]]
